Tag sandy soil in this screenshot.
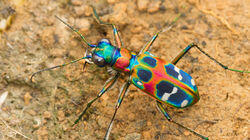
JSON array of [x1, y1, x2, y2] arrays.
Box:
[[0, 0, 249, 140]]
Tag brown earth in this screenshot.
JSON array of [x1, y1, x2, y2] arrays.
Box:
[[0, 0, 249, 140]]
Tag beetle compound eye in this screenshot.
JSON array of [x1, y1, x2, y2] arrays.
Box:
[[92, 54, 106, 67]]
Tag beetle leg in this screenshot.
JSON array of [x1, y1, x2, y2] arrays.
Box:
[[91, 6, 122, 48], [139, 13, 182, 55], [171, 43, 250, 73], [73, 72, 120, 126], [104, 80, 131, 140], [170, 43, 195, 65], [138, 32, 160, 55], [156, 101, 208, 140]]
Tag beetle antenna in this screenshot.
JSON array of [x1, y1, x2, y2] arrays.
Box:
[[55, 16, 96, 48], [30, 56, 91, 82]]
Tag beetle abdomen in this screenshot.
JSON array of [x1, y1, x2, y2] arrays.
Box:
[[131, 52, 199, 108]]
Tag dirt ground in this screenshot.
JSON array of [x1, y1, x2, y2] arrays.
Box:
[[0, 0, 249, 140]]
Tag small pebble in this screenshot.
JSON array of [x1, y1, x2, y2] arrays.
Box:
[[74, 5, 92, 17], [71, 0, 83, 6], [62, 124, 68, 131], [128, 112, 135, 120], [43, 17, 54, 26], [125, 133, 141, 140], [83, 5, 92, 17], [50, 48, 66, 57], [74, 6, 85, 17], [111, 2, 128, 25], [57, 110, 65, 122], [36, 126, 48, 139], [147, 121, 152, 126], [147, 1, 161, 13], [130, 35, 144, 51], [12, 0, 25, 6], [69, 49, 79, 58], [75, 18, 90, 32], [142, 131, 152, 139], [107, 0, 117, 4], [183, 130, 191, 136], [27, 109, 37, 116], [181, 25, 189, 30], [43, 111, 51, 119], [0, 91, 8, 108], [137, 0, 149, 11], [0, 19, 7, 31], [0, 13, 14, 32], [202, 40, 207, 46], [131, 26, 143, 33], [24, 92, 32, 105], [97, 116, 109, 126], [40, 27, 56, 48], [52, 58, 64, 67]]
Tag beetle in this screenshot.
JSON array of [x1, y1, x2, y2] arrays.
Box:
[[31, 7, 249, 140]]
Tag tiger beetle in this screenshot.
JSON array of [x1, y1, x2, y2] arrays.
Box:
[[30, 6, 250, 140]]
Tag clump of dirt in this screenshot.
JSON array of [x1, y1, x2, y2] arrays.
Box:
[[0, 0, 249, 139]]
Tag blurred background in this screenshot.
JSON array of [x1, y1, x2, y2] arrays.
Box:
[[0, 0, 249, 139]]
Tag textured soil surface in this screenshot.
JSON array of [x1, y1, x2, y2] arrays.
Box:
[[0, 0, 249, 140]]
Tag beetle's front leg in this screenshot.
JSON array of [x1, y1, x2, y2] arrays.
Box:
[[91, 6, 122, 48]]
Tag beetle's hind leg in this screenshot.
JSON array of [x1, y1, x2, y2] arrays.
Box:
[[171, 43, 250, 73], [156, 101, 209, 140]]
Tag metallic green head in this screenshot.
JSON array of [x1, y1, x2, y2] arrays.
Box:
[[91, 39, 116, 67]]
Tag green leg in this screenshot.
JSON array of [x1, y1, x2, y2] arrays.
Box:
[[104, 80, 131, 140], [171, 43, 249, 73], [171, 43, 194, 65], [156, 101, 209, 140], [138, 32, 160, 55], [73, 72, 120, 126], [91, 6, 122, 48], [138, 13, 182, 55]]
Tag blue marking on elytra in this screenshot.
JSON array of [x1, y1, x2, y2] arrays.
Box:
[[165, 64, 197, 92], [168, 89, 188, 104], [179, 70, 188, 83], [179, 69, 197, 91], [180, 70, 190, 83], [137, 69, 152, 82], [143, 57, 156, 67], [156, 81, 174, 98], [156, 80, 193, 107], [165, 64, 179, 78]]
